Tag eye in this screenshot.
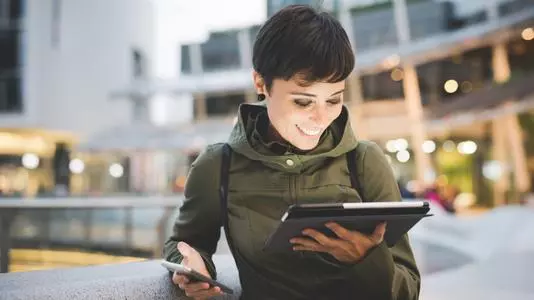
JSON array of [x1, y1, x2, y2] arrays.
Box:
[[327, 97, 342, 105], [293, 99, 313, 107]]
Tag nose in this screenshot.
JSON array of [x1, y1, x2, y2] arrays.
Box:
[[310, 107, 327, 124]]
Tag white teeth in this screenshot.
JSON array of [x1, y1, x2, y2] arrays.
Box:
[[297, 125, 322, 136]]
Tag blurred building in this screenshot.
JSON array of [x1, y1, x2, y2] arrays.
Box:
[[4, 0, 532, 202], [101, 0, 534, 203], [268, 0, 317, 16], [0, 0, 154, 196]]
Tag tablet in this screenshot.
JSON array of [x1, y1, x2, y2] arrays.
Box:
[[161, 260, 234, 294], [263, 201, 431, 252]]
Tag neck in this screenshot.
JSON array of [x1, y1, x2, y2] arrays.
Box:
[[266, 121, 312, 154], [266, 122, 286, 145]]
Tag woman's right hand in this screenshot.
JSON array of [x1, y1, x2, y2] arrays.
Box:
[[172, 242, 223, 299]]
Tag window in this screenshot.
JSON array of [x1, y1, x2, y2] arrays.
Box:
[[361, 71, 404, 101], [415, 46, 493, 106], [267, 0, 314, 17], [408, 2, 450, 40], [508, 38, 534, 76], [0, 0, 22, 21], [51, 0, 61, 47], [132, 49, 146, 78], [9, 0, 22, 19], [0, 27, 21, 113], [200, 31, 240, 71], [180, 45, 191, 74], [249, 25, 260, 48], [0, 29, 19, 69], [205, 93, 245, 117], [350, 1, 453, 50], [499, 0, 533, 17], [0, 76, 22, 112], [350, 7, 398, 51]]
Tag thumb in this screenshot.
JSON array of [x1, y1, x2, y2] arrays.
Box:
[[177, 242, 192, 257], [372, 222, 387, 243]]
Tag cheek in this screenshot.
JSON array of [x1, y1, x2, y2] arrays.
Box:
[[288, 111, 310, 125], [267, 104, 293, 130], [328, 106, 343, 122], [270, 104, 300, 123]]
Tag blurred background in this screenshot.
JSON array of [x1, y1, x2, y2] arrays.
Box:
[[0, 0, 533, 298]]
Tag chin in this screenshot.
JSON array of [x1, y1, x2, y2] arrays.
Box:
[[293, 141, 319, 151]]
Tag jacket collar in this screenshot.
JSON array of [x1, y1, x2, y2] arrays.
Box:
[[227, 101, 359, 173]]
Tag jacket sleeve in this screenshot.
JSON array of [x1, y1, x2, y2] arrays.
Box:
[[348, 141, 421, 300], [163, 144, 223, 279]]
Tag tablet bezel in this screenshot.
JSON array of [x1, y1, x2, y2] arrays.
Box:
[[281, 201, 429, 221]]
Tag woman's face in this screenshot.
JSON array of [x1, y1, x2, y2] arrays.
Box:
[[253, 72, 345, 151]]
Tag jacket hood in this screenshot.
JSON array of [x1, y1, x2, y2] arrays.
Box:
[[227, 101, 359, 173]]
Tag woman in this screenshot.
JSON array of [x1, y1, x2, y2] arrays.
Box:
[[164, 5, 420, 300]]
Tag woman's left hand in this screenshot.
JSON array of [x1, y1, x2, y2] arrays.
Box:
[[290, 222, 387, 263]]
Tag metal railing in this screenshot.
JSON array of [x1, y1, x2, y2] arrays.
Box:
[[0, 196, 183, 273]]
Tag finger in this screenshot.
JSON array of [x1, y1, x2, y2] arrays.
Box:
[[183, 281, 211, 293], [177, 241, 192, 258], [290, 237, 323, 251], [325, 222, 355, 241], [292, 245, 329, 253], [301, 229, 337, 247], [187, 286, 223, 299], [371, 222, 387, 244], [172, 273, 189, 285]]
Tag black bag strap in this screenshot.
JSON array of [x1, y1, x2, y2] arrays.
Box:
[[219, 143, 272, 288], [220, 144, 255, 264], [346, 146, 365, 201], [219, 143, 233, 243]]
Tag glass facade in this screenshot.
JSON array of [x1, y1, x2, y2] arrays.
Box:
[[361, 45, 497, 106], [200, 31, 241, 71], [205, 93, 245, 117], [178, 0, 534, 112], [180, 45, 192, 74], [0, 0, 22, 113], [249, 25, 261, 48], [361, 71, 404, 101], [267, 0, 315, 17], [350, 1, 452, 51], [499, 0, 533, 17]]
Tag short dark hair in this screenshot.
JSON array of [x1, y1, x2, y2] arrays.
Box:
[[253, 5, 354, 92]]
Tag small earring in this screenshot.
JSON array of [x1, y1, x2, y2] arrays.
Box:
[[257, 94, 266, 101]]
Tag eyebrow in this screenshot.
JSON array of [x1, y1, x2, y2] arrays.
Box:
[[290, 89, 345, 97]]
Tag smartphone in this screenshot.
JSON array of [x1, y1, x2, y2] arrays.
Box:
[[161, 260, 234, 294]]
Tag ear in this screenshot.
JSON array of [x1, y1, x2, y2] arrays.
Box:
[[252, 71, 266, 95]]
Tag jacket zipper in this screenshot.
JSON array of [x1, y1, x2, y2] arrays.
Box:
[[290, 175, 298, 204]]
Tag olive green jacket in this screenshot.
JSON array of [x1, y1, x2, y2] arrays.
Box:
[[164, 102, 420, 300]]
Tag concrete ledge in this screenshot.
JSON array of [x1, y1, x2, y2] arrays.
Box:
[[0, 255, 241, 300], [421, 251, 534, 300]]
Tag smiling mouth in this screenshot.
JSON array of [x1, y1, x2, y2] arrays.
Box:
[[296, 125, 322, 136]]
